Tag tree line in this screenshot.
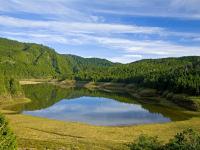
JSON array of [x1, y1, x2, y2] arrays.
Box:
[[0, 37, 199, 96]]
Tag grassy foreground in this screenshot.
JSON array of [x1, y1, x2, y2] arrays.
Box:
[[1, 110, 199, 150], [1, 82, 200, 149], [0, 81, 200, 150]]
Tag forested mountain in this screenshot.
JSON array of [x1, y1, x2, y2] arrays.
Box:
[[0, 38, 114, 79], [75, 56, 200, 95], [0, 37, 114, 98], [0, 37, 199, 96]]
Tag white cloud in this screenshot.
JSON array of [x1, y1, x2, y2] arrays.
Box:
[[109, 54, 143, 63], [2, 0, 200, 21], [0, 0, 200, 63], [91, 36, 200, 57], [89, 0, 200, 20], [2, 28, 200, 63], [1, 15, 199, 41], [1, 31, 84, 45], [0, 0, 94, 22], [0, 15, 164, 35], [170, 0, 200, 12]]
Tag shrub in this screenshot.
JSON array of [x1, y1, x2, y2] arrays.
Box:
[[0, 113, 17, 150], [128, 129, 200, 150], [163, 128, 200, 150], [0, 75, 23, 99], [128, 135, 161, 150]]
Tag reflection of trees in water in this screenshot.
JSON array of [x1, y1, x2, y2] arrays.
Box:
[[22, 84, 135, 111], [21, 84, 194, 121]]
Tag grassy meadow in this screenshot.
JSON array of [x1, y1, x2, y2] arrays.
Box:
[[0, 97, 199, 150]]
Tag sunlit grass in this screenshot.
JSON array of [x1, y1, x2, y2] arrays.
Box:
[[2, 111, 200, 150], [1, 83, 200, 149]]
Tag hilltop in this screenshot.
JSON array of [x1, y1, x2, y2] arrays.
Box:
[[0, 37, 199, 100]]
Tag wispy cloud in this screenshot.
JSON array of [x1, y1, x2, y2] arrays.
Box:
[[109, 55, 143, 64], [0, 0, 95, 22], [0, 0, 199, 63], [2, 0, 200, 21], [1, 15, 200, 40], [93, 37, 200, 58], [1, 15, 200, 63], [92, 0, 200, 20], [0, 15, 164, 34]]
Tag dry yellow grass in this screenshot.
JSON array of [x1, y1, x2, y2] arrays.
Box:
[[1, 82, 200, 149], [3, 112, 200, 150]]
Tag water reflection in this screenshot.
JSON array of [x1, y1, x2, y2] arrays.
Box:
[[17, 84, 193, 126], [23, 96, 171, 126]]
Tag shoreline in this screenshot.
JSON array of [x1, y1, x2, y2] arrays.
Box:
[[0, 80, 199, 149], [4, 111, 200, 150], [19, 79, 200, 111]]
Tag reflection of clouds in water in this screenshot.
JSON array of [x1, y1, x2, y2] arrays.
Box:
[[24, 96, 170, 126]]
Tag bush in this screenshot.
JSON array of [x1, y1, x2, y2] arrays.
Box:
[[6, 77, 23, 96], [0, 76, 23, 99], [164, 128, 200, 150], [128, 128, 200, 150], [0, 113, 17, 150], [128, 135, 161, 150]]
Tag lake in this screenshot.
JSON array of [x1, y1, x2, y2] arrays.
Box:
[[11, 84, 193, 126]]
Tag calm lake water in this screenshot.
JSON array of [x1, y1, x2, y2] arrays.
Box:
[[23, 96, 170, 126], [13, 84, 192, 126]]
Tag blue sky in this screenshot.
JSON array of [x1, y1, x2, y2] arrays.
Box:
[[0, 0, 200, 63]]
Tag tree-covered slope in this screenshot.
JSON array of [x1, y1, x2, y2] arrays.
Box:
[[0, 38, 114, 79], [0, 37, 199, 96], [75, 56, 200, 95]]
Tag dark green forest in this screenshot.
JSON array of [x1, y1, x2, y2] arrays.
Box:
[[0, 37, 199, 97], [74, 57, 200, 96]]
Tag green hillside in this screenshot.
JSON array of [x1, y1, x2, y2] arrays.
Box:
[[75, 56, 200, 95], [0, 37, 199, 97], [0, 38, 114, 79]]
